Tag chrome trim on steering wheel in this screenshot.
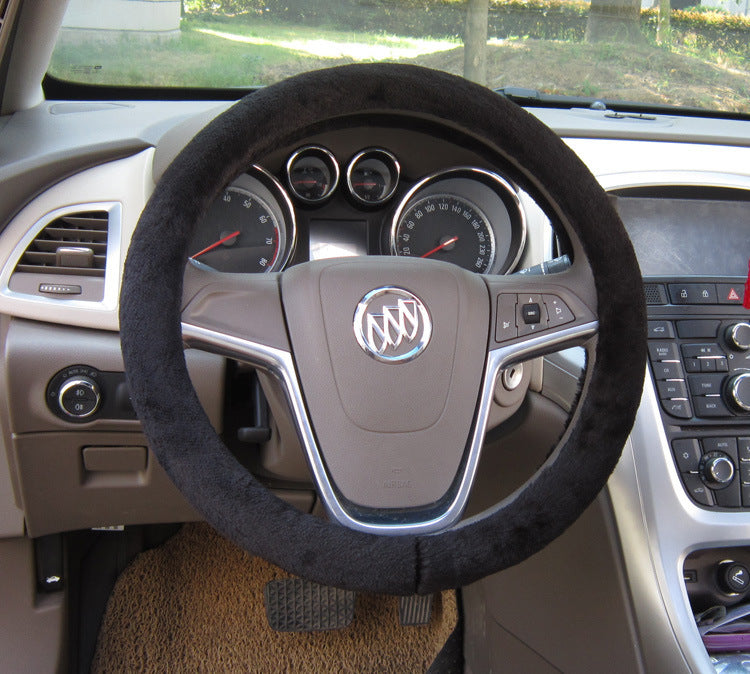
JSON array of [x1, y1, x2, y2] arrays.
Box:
[[182, 319, 598, 535]]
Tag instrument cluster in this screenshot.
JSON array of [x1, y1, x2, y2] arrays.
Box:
[[187, 144, 527, 276]]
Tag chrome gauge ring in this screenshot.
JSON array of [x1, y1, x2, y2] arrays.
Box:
[[390, 167, 526, 275]]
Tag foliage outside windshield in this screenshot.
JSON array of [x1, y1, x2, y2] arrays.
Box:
[[49, 0, 750, 113]]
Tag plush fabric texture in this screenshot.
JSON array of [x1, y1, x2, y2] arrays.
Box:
[[119, 63, 646, 595]]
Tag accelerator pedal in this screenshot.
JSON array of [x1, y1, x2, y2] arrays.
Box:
[[399, 594, 434, 626], [264, 578, 355, 632]]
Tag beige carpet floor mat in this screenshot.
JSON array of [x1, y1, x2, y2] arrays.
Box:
[[92, 522, 457, 672]]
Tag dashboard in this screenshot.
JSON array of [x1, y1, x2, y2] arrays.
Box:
[[0, 95, 750, 673]]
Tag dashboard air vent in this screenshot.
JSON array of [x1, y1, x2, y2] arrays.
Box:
[[15, 211, 109, 277]]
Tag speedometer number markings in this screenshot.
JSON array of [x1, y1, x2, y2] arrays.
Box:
[[394, 194, 496, 274]]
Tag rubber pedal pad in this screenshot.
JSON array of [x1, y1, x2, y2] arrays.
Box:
[[264, 578, 355, 632], [399, 593, 434, 626]]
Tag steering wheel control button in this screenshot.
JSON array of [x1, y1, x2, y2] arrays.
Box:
[[542, 295, 574, 327], [682, 473, 714, 506], [353, 287, 431, 363], [719, 562, 750, 594], [521, 302, 541, 324], [495, 294, 518, 342], [669, 283, 718, 305], [672, 438, 702, 473], [726, 322, 750, 351], [517, 294, 547, 336]]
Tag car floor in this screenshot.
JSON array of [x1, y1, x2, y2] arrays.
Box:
[[89, 522, 460, 673]]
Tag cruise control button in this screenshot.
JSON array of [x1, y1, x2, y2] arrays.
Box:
[[542, 295, 574, 327], [661, 398, 692, 419], [672, 439, 701, 473], [652, 361, 684, 380], [658, 380, 688, 399], [688, 374, 725, 396], [682, 473, 714, 506], [649, 342, 680, 362]]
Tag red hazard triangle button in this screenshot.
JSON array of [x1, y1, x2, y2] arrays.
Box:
[[718, 284, 744, 305]]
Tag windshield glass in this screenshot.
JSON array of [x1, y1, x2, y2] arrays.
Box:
[[48, 0, 750, 114]]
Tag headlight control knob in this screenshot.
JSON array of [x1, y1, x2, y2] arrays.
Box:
[[725, 372, 750, 413], [47, 366, 103, 422], [700, 451, 735, 488], [726, 322, 750, 351], [58, 377, 101, 419]]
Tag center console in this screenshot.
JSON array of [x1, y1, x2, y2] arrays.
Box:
[[645, 278, 750, 512]]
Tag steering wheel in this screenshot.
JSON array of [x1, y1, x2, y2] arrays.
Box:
[[119, 64, 646, 595]]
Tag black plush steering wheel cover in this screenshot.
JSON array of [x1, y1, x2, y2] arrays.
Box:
[[120, 64, 646, 594]]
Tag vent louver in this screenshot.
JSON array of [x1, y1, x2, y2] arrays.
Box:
[[15, 211, 109, 277]]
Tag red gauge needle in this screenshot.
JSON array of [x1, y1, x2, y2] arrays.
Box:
[[190, 230, 240, 259], [420, 236, 459, 259]]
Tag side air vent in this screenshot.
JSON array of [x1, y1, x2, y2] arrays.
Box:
[[14, 211, 109, 277]]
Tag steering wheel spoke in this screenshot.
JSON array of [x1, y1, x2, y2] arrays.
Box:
[[181, 262, 290, 364]]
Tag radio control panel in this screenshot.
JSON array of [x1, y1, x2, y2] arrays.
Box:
[[645, 277, 749, 510]]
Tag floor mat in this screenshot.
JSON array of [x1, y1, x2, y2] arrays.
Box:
[[92, 522, 458, 673]]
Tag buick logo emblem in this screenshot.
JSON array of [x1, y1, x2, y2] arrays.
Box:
[[353, 287, 431, 362]]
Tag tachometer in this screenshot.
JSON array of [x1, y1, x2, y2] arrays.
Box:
[[393, 194, 495, 273], [188, 168, 295, 273]]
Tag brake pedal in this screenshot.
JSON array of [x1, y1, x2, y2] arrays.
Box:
[[264, 578, 355, 632], [399, 593, 434, 626]]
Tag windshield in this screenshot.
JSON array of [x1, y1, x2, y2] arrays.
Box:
[[48, 0, 750, 114]]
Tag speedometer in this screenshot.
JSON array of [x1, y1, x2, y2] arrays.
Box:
[[393, 194, 496, 273], [391, 167, 526, 275]]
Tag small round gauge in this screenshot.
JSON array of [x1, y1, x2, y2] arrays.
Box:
[[393, 194, 496, 273], [391, 168, 526, 275], [188, 168, 295, 273], [346, 149, 400, 205], [286, 146, 339, 203]]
